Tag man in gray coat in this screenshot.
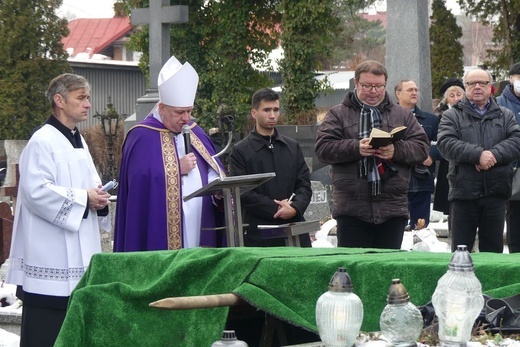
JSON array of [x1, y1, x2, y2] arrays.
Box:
[[437, 68, 520, 253]]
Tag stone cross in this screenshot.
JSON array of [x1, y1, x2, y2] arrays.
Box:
[[131, 1, 189, 91], [385, 0, 433, 111], [125, 1, 189, 132]]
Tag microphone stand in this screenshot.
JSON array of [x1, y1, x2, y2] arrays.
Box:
[[211, 115, 234, 179], [210, 116, 234, 224]]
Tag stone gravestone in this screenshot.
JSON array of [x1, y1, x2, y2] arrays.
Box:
[[0, 141, 5, 160], [99, 214, 115, 253], [386, 0, 433, 110], [0, 141, 27, 283], [124, 1, 189, 133], [2, 141, 26, 189], [0, 141, 25, 337], [309, 165, 333, 213], [0, 202, 13, 267], [1, 140, 27, 210], [304, 181, 332, 224], [276, 125, 325, 173]]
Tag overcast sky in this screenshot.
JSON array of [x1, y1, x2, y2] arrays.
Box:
[[373, 0, 461, 14], [57, 0, 461, 19], [57, 0, 117, 19]]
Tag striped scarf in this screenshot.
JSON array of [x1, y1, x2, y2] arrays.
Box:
[[352, 91, 383, 196]]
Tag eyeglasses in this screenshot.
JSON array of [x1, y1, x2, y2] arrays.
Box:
[[465, 81, 491, 87], [359, 84, 386, 92]]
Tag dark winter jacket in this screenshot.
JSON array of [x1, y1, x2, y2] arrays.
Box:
[[229, 129, 312, 237], [497, 84, 520, 124], [315, 91, 429, 224], [437, 96, 520, 201], [408, 106, 442, 193]]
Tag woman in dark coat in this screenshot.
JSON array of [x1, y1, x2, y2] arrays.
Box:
[[433, 79, 465, 216]]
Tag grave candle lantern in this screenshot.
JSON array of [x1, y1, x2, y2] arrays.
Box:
[[315, 267, 363, 347], [432, 245, 484, 347], [379, 278, 423, 346]]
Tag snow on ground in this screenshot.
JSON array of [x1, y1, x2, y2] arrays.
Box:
[[356, 335, 520, 347], [0, 283, 21, 346], [312, 207, 511, 253], [0, 329, 20, 347], [312, 209, 452, 250]]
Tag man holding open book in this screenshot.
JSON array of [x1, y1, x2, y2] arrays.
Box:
[[315, 60, 429, 249]]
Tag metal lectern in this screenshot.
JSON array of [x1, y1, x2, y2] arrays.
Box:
[[183, 173, 276, 247]]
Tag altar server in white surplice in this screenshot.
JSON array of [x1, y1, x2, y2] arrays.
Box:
[[6, 73, 111, 347]]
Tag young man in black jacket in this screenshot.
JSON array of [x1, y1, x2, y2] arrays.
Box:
[[229, 88, 312, 246]]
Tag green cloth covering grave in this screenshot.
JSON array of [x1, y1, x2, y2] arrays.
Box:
[[55, 247, 520, 346]]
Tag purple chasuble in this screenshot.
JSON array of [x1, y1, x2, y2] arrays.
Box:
[[113, 117, 224, 251]]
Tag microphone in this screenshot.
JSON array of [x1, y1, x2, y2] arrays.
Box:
[[182, 125, 191, 153], [220, 115, 234, 132]]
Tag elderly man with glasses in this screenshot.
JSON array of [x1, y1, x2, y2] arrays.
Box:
[[437, 68, 520, 253], [395, 79, 442, 231], [315, 60, 429, 250]]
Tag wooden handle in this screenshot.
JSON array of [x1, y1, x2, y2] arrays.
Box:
[[149, 293, 242, 310]]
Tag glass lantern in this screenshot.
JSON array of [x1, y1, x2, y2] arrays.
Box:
[[211, 330, 248, 347], [432, 245, 484, 347], [380, 278, 423, 346], [316, 267, 363, 347]]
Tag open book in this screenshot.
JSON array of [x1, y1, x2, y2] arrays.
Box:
[[368, 126, 407, 149]]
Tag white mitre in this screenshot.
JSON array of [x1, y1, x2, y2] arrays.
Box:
[[158, 55, 199, 107]]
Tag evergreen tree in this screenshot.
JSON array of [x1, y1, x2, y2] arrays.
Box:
[[457, 0, 520, 76], [279, 0, 339, 124], [0, 0, 71, 139], [123, 0, 280, 134], [123, 0, 343, 131], [327, 0, 384, 70], [430, 0, 464, 98]]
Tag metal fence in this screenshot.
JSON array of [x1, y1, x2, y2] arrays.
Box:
[[70, 60, 146, 131], [316, 89, 349, 108]]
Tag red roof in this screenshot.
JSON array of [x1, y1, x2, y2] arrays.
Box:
[[62, 17, 132, 58], [360, 12, 387, 28]]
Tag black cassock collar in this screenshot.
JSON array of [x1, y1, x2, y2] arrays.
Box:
[[46, 115, 83, 149]]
